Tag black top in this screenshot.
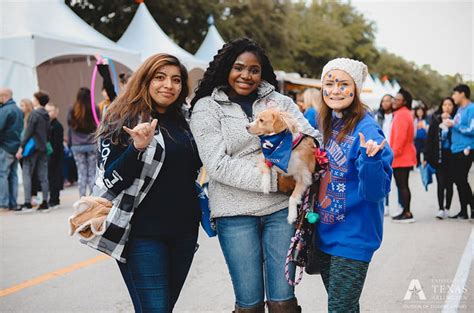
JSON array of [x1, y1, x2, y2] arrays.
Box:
[[130, 111, 201, 238], [229, 92, 258, 121], [49, 118, 64, 161]]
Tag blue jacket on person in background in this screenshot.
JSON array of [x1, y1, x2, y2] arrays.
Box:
[[0, 98, 23, 155], [451, 102, 474, 153], [315, 112, 394, 263]]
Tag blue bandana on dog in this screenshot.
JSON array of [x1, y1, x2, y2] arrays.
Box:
[[259, 131, 294, 173]]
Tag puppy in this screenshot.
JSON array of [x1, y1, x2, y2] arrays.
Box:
[[247, 108, 316, 223]]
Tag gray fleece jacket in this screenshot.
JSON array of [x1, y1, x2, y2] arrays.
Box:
[[190, 81, 322, 218]]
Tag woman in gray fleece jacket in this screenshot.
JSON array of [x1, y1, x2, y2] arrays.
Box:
[[190, 38, 321, 313]]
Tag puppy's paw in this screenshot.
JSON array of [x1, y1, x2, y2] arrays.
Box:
[[262, 173, 271, 194], [287, 198, 298, 224]]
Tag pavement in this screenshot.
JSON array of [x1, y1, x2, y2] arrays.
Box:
[[0, 170, 473, 312]]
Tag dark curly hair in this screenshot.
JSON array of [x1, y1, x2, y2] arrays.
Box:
[[190, 37, 278, 108]]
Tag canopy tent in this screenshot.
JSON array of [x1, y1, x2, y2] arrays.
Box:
[[360, 74, 389, 111], [1, 0, 141, 126], [117, 2, 207, 71], [194, 15, 226, 64]]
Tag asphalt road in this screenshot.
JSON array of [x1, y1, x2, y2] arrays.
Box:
[[1, 170, 473, 312]]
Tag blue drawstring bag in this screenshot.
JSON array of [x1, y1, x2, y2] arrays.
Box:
[[195, 182, 217, 237], [22, 138, 36, 157], [421, 163, 436, 191]]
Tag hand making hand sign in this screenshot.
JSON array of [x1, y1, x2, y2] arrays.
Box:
[[123, 119, 158, 150], [359, 132, 386, 157]]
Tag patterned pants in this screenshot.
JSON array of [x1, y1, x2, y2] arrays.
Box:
[[319, 251, 370, 313], [72, 151, 96, 197]]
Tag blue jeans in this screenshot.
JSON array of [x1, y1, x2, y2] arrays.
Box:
[[117, 231, 198, 313], [0, 148, 19, 208], [216, 208, 296, 308]]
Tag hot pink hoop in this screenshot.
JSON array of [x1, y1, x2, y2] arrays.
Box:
[[90, 60, 101, 126]]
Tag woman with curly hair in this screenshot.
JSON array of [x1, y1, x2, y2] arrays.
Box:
[[190, 38, 321, 313]]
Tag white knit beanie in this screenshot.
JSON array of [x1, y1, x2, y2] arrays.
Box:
[[321, 58, 368, 93]]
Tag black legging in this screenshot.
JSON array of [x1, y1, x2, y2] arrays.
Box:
[[435, 151, 454, 211], [451, 151, 474, 216], [393, 167, 412, 213]]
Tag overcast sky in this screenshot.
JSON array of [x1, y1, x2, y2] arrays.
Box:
[[350, 0, 473, 80]]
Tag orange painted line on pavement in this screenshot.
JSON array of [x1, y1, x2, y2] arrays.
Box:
[[0, 254, 109, 297]]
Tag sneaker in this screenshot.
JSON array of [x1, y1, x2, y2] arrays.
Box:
[[449, 213, 468, 220], [436, 209, 448, 219], [14, 203, 34, 214], [37, 201, 50, 213], [392, 212, 415, 223], [48, 201, 61, 210]]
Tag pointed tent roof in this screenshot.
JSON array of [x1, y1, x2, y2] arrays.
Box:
[[1, 0, 140, 101], [194, 15, 226, 64], [1, 0, 140, 69], [117, 2, 207, 70]]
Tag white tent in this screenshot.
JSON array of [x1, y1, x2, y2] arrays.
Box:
[[194, 15, 226, 64], [1, 0, 141, 125], [117, 2, 207, 71], [391, 80, 401, 95], [383, 79, 394, 96], [360, 74, 387, 111]]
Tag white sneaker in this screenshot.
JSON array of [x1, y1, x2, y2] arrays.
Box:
[[436, 210, 448, 219]]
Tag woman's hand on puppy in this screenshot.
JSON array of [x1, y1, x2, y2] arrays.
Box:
[[277, 173, 296, 195], [359, 132, 386, 157], [123, 119, 158, 150]]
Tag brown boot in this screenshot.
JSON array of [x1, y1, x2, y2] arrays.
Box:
[[267, 297, 302, 313], [233, 302, 265, 313]]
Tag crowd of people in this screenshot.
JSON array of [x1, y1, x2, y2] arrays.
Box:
[[1, 37, 473, 312]]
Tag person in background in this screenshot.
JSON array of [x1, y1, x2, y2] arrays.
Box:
[[98, 85, 111, 114], [414, 106, 429, 168], [375, 94, 394, 215], [45, 103, 64, 208], [444, 84, 474, 219], [390, 88, 417, 223], [68, 87, 98, 198], [190, 37, 320, 313], [19, 99, 34, 129], [0, 88, 23, 211], [424, 97, 456, 219], [301, 88, 322, 128], [15, 91, 50, 212], [119, 72, 132, 93]]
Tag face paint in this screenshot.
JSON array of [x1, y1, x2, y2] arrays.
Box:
[[322, 69, 356, 113]]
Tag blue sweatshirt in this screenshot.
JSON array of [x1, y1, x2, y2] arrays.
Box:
[[451, 102, 474, 153], [316, 112, 393, 262]]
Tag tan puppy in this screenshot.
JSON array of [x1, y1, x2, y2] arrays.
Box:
[[247, 108, 316, 223]]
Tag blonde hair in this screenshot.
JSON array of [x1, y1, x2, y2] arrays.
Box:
[[302, 88, 322, 112], [20, 98, 34, 127]]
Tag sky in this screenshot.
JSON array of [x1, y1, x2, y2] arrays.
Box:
[[350, 0, 473, 80]]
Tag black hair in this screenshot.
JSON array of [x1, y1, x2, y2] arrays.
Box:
[[436, 97, 457, 116], [453, 84, 471, 99], [414, 105, 427, 119], [33, 91, 50, 106], [190, 37, 278, 108], [397, 88, 413, 109]]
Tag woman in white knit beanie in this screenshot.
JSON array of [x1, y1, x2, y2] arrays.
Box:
[[314, 58, 394, 312]]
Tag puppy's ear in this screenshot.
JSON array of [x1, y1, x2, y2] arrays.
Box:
[[272, 111, 287, 133], [279, 112, 299, 134]]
